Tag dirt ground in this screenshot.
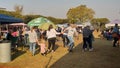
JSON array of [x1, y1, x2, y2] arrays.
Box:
[[0, 31, 120, 68]]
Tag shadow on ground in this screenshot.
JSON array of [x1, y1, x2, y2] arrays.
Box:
[[50, 38, 120, 68], [11, 50, 26, 61]]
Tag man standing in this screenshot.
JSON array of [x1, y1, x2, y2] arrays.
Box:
[[27, 27, 38, 56], [82, 25, 93, 52], [112, 23, 119, 47], [63, 24, 78, 52]]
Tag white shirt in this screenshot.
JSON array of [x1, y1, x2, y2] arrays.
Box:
[[27, 30, 37, 43], [65, 26, 77, 37], [46, 29, 57, 39]]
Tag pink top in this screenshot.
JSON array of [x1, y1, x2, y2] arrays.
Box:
[[11, 32, 18, 37], [39, 43, 46, 53]]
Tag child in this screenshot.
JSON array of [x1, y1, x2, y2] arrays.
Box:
[[38, 35, 46, 56]]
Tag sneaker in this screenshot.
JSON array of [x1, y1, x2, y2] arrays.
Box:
[[51, 50, 55, 53], [73, 45, 75, 49], [84, 48, 87, 51], [113, 46, 116, 47], [89, 48, 93, 52], [69, 50, 73, 52], [41, 53, 46, 56], [82, 48, 87, 52], [47, 49, 50, 53]]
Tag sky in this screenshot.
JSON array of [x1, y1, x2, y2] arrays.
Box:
[[0, 0, 120, 21]]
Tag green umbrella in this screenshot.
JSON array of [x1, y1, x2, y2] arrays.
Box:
[[38, 22, 56, 30], [27, 17, 52, 27]]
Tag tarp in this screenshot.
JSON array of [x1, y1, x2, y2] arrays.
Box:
[[0, 14, 23, 24]]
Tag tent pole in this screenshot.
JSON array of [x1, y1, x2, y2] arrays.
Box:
[[6, 24, 8, 33], [0, 23, 1, 40]]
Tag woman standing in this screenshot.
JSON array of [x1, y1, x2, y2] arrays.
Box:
[[46, 24, 58, 53]]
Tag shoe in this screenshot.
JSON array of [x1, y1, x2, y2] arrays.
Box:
[[47, 49, 51, 53], [41, 53, 44, 55], [89, 48, 93, 52], [41, 53, 46, 56], [73, 46, 75, 49], [67, 49, 73, 52], [84, 48, 87, 51], [44, 52, 47, 56], [69, 50, 73, 52], [113, 46, 116, 47], [82, 48, 87, 52], [51, 50, 55, 53]]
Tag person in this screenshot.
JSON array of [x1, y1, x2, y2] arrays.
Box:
[[11, 27, 19, 51], [61, 26, 69, 47], [6, 29, 13, 40], [26, 26, 38, 56], [11, 27, 19, 37], [46, 24, 59, 53], [35, 28, 41, 39], [24, 26, 29, 46], [82, 25, 93, 52], [18, 27, 25, 50], [90, 26, 95, 42], [63, 24, 78, 52], [37, 35, 46, 56], [46, 25, 57, 52], [112, 23, 119, 47]]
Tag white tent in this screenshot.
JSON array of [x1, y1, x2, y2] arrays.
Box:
[[105, 24, 120, 28], [105, 19, 120, 28]]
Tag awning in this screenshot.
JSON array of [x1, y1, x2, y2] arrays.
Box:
[[0, 14, 23, 24], [9, 23, 26, 26]]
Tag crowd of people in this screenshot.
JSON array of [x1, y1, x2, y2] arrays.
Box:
[[1, 23, 96, 56], [101, 23, 120, 47]]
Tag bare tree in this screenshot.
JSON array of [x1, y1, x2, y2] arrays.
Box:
[[14, 5, 23, 14]]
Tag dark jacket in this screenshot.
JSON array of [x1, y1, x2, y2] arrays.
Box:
[[82, 26, 92, 38]]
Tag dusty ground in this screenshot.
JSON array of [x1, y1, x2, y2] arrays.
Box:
[[0, 31, 120, 68]]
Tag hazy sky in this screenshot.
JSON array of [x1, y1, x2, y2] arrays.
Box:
[[0, 0, 120, 21]]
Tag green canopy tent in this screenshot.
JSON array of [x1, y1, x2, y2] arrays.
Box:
[[27, 17, 53, 27], [38, 22, 56, 30]]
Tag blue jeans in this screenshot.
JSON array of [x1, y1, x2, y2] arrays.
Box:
[[24, 34, 29, 45], [67, 36, 74, 50], [29, 42, 36, 55], [62, 34, 69, 47]]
